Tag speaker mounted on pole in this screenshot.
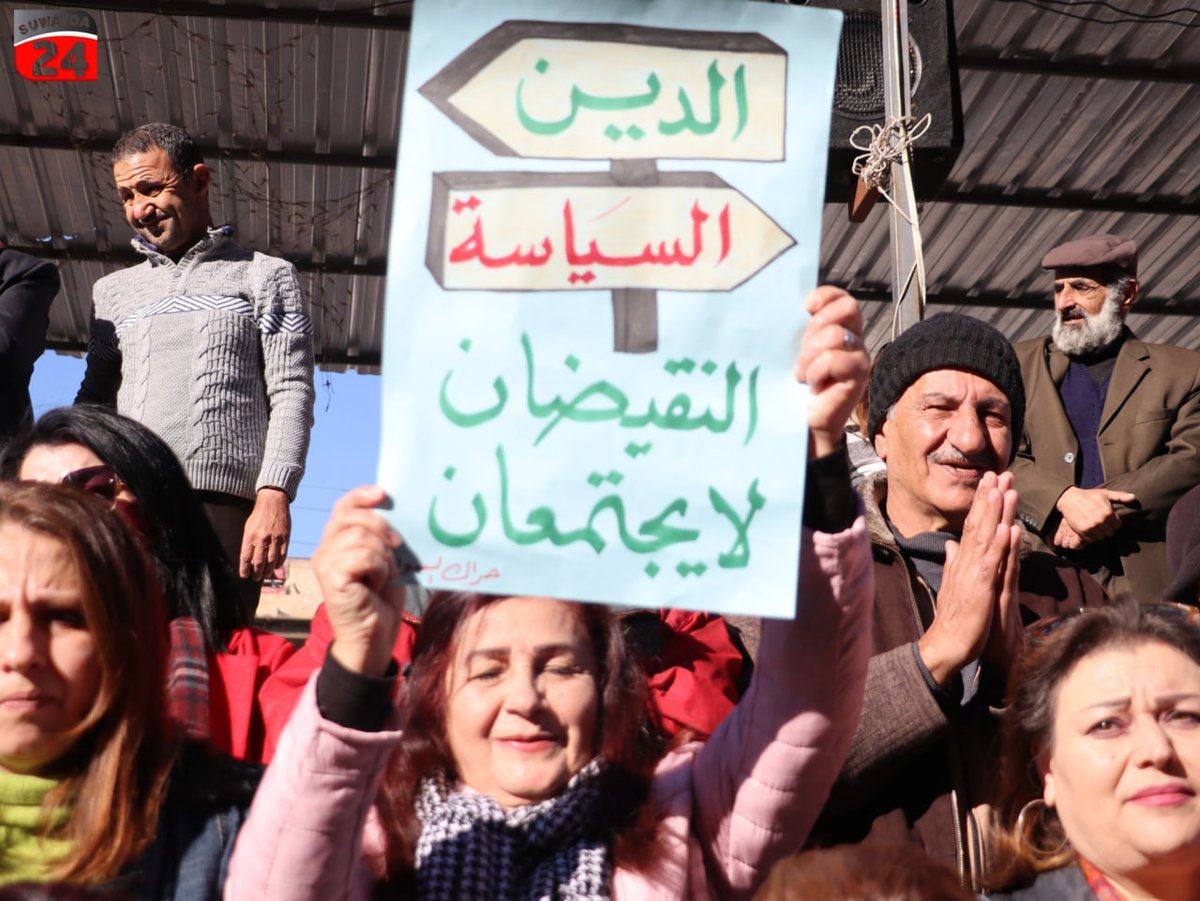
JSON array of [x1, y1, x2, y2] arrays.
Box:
[[787, 0, 964, 203]]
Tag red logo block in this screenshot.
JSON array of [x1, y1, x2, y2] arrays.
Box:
[[14, 9, 98, 82]]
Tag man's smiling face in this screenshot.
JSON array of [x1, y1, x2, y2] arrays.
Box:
[[113, 147, 211, 258], [874, 369, 1012, 537]]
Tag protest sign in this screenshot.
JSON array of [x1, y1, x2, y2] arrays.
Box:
[[379, 0, 842, 618]]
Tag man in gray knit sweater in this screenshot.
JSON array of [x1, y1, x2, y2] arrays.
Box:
[[77, 124, 314, 605]]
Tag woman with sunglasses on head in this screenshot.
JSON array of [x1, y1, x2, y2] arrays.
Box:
[[981, 599, 1200, 901], [0, 482, 252, 895], [225, 287, 874, 900], [0, 405, 296, 763]]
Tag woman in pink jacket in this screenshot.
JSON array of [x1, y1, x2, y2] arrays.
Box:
[[225, 287, 875, 900]]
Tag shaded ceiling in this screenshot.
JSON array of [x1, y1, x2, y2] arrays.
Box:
[[1, 0, 1197, 370]]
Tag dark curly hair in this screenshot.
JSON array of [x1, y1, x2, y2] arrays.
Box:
[[111, 122, 204, 180]]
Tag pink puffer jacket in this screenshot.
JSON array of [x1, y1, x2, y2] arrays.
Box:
[[224, 517, 873, 900]]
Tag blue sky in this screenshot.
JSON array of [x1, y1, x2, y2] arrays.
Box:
[[29, 352, 380, 559]]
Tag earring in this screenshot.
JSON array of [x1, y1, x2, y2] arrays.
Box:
[[1016, 798, 1068, 856]]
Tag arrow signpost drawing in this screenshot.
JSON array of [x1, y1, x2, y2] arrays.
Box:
[[380, 1, 846, 618], [427, 171, 794, 291], [420, 21, 795, 353]]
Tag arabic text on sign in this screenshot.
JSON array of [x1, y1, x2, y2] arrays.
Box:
[[438, 332, 760, 447], [431, 182, 795, 292], [428, 444, 767, 576], [444, 38, 785, 161]]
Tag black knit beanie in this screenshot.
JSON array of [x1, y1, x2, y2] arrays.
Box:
[[867, 313, 1025, 462]]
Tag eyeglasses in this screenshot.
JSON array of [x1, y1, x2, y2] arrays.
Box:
[[59, 465, 122, 502], [1053, 279, 1106, 297], [1026, 603, 1200, 643]]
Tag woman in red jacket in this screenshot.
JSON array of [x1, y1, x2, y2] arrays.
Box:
[[1, 405, 295, 762]]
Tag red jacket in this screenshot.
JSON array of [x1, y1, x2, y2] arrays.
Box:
[[645, 609, 742, 739], [257, 605, 744, 760], [258, 605, 419, 762], [210, 627, 299, 761]]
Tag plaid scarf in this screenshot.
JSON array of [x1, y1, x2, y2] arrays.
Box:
[[167, 616, 211, 742], [414, 758, 611, 901]]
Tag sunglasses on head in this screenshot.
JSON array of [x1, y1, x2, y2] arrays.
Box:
[[59, 464, 122, 502], [1025, 602, 1200, 643]]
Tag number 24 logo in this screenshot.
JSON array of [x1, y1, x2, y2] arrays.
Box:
[[30, 38, 90, 77]]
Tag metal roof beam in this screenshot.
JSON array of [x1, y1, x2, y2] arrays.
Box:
[[9, 153, 1188, 220], [10, 131, 1193, 215], [933, 185, 1200, 217], [0, 133, 397, 170], [10, 244, 386, 277], [851, 287, 1200, 316], [37, 0, 411, 30], [45, 339, 382, 368], [958, 53, 1200, 85]]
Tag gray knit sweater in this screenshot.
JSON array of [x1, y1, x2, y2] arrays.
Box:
[[76, 226, 314, 500]]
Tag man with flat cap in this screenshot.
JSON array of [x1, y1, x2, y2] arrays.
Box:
[[1011, 232, 1200, 600]]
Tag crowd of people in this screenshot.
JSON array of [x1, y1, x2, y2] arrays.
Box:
[[1, 122, 1200, 900]]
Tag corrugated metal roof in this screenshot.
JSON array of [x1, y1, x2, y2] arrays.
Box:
[[1, 0, 408, 370], [842, 0, 1200, 352], [1, 0, 1197, 369]]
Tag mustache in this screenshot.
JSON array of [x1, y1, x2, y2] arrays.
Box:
[[1059, 307, 1087, 323], [929, 447, 999, 470]]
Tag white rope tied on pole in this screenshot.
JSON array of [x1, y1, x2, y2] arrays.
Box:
[[849, 112, 933, 224], [848, 111, 932, 338]]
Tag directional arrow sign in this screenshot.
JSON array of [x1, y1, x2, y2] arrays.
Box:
[[381, 0, 845, 619], [419, 21, 786, 161], [427, 171, 794, 293]]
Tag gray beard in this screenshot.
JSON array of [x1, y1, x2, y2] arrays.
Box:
[[1052, 290, 1125, 356]]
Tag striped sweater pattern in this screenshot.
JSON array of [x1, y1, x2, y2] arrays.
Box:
[[77, 226, 315, 499]]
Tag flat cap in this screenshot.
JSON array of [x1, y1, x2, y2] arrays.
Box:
[[1041, 233, 1137, 277]]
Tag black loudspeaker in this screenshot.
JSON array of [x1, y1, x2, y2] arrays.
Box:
[[788, 0, 963, 202]]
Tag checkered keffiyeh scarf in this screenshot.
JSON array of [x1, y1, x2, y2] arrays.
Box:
[[414, 758, 611, 901], [167, 616, 210, 742]]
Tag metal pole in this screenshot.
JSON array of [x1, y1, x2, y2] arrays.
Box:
[[881, 0, 926, 336]]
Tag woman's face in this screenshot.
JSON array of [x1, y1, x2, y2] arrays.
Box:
[[1041, 641, 1200, 880], [445, 596, 600, 808], [0, 522, 101, 775], [19, 443, 141, 527]]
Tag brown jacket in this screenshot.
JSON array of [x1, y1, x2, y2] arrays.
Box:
[[806, 477, 1106, 889], [1012, 331, 1200, 600]]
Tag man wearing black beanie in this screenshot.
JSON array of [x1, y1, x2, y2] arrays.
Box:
[[807, 313, 1104, 889]]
